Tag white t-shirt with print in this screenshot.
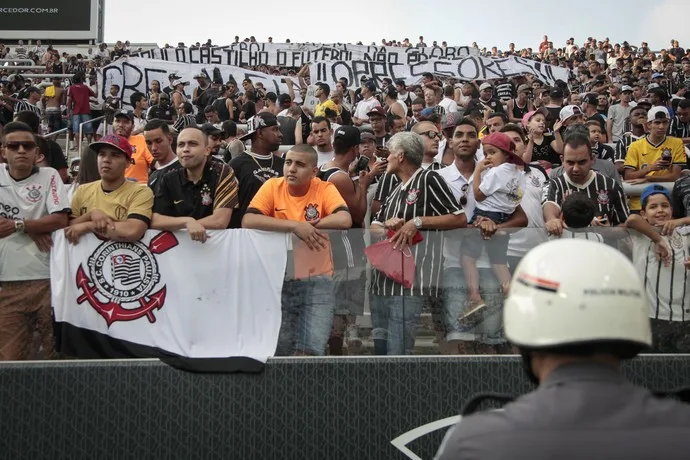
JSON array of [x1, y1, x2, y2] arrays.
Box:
[[0, 165, 70, 281], [507, 166, 549, 257], [439, 97, 459, 113], [353, 97, 381, 121], [476, 163, 526, 214]]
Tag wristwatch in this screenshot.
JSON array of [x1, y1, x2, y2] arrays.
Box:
[[14, 220, 25, 233], [413, 217, 423, 229]]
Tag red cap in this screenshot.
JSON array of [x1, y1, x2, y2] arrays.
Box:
[[481, 132, 525, 167], [89, 135, 134, 159]]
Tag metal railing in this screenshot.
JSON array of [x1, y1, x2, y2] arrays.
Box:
[[0, 58, 34, 65], [12, 73, 75, 79], [77, 116, 105, 155], [44, 127, 70, 157], [1, 65, 46, 70]]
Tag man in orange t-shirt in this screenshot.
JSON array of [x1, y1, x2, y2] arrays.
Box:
[[112, 110, 153, 184], [243, 144, 352, 356]]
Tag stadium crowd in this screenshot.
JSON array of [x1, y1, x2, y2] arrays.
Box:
[[2, 35, 690, 361]]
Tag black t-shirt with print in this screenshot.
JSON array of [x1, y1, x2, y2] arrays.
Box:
[[531, 134, 560, 165]]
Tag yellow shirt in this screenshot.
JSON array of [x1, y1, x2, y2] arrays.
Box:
[[624, 136, 685, 210], [71, 180, 154, 223], [124, 135, 154, 184], [314, 99, 340, 118]]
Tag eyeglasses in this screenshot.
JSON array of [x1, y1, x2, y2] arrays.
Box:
[[421, 131, 441, 140], [3, 141, 37, 151]]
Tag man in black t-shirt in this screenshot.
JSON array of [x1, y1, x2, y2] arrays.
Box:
[[582, 93, 606, 133], [146, 93, 175, 122], [228, 112, 284, 228], [14, 110, 68, 183], [466, 83, 505, 115]]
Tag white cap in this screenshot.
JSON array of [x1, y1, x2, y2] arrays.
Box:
[[621, 85, 633, 92], [596, 58, 606, 65], [559, 104, 583, 121], [171, 79, 183, 87], [648, 106, 670, 122], [479, 82, 493, 91], [647, 83, 661, 90], [504, 240, 652, 351]]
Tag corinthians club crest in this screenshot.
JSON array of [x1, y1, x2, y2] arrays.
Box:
[[75, 232, 179, 327]]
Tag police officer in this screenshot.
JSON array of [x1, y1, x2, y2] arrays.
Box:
[[435, 239, 690, 460]]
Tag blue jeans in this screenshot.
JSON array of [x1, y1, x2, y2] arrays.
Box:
[[71, 113, 93, 134], [277, 276, 335, 356], [442, 267, 505, 345], [370, 295, 425, 355]]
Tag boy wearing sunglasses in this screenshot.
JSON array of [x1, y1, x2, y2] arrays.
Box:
[[0, 121, 70, 360]]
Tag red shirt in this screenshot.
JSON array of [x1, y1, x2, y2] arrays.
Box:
[[68, 84, 95, 115]]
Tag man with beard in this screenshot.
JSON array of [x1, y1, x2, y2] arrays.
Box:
[[145, 119, 181, 194], [192, 73, 212, 124], [151, 127, 239, 242], [112, 110, 154, 184], [147, 93, 175, 122], [199, 123, 223, 160], [228, 112, 284, 228]]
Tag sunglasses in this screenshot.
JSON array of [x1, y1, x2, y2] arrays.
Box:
[[460, 183, 469, 206], [4, 141, 37, 151], [421, 131, 441, 140]]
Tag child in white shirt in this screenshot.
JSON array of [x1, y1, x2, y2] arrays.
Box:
[[460, 132, 526, 327]]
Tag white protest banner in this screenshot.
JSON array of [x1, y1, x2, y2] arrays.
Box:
[[51, 230, 288, 370], [130, 42, 478, 68], [98, 57, 300, 109], [302, 86, 318, 113], [309, 56, 570, 88]]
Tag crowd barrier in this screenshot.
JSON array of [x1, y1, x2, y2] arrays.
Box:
[[1, 355, 689, 459]]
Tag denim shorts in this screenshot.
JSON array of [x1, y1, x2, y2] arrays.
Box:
[[276, 276, 336, 356], [71, 113, 93, 134]]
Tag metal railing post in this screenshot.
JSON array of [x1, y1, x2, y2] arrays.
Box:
[[77, 115, 105, 156], [0, 58, 35, 65], [43, 127, 71, 160]]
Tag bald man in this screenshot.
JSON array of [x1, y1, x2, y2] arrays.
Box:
[[411, 121, 445, 170]]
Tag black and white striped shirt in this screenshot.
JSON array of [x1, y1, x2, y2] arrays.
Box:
[[371, 168, 464, 297], [669, 116, 690, 139], [614, 133, 642, 164], [172, 114, 196, 132], [373, 172, 400, 204], [13, 100, 41, 118], [632, 227, 690, 322], [542, 171, 629, 226]]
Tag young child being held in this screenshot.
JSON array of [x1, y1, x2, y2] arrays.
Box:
[[554, 192, 605, 242], [460, 132, 526, 327], [586, 120, 615, 163], [626, 184, 690, 353]]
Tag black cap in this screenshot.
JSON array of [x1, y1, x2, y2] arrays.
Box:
[[582, 93, 598, 106], [333, 126, 361, 148], [239, 112, 279, 140], [549, 87, 564, 98], [113, 109, 134, 121], [278, 93, 292, 106], [200, 123, 222, 136]]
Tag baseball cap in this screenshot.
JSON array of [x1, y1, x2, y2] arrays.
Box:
[[596, 58, 606, 65], [171, 79, 184, 87], [647, 106, 670, 122], [200, 123, 222, 136], [364, 80, 377, 92], [479, 82, 493, 91], [359, 129, 376, 142], [521, 107, 548, 128], [481, 132, 525, 166], [239, 112, 280, 140], [640, 184, 672, 208], [648, 83, 661, 91], [582, 93, 598, 106], [193, 72, 206, 79], [652, 73, 664, 79], [89, 135, 134, 159], [420, 107, 435, 117], [113, 109, 134, 121], [334, 126, 361, 148], [559, 105, 584, 121], [621, 85, 633, 93], [517, 84, 531, 94], [549, 87, 565, 98], [278, 93, 292, 106], [442, 112, 460, 131], [367, 106, 386, 118]]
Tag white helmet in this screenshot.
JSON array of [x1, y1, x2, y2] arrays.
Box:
[[504, 239, 652, 352]]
